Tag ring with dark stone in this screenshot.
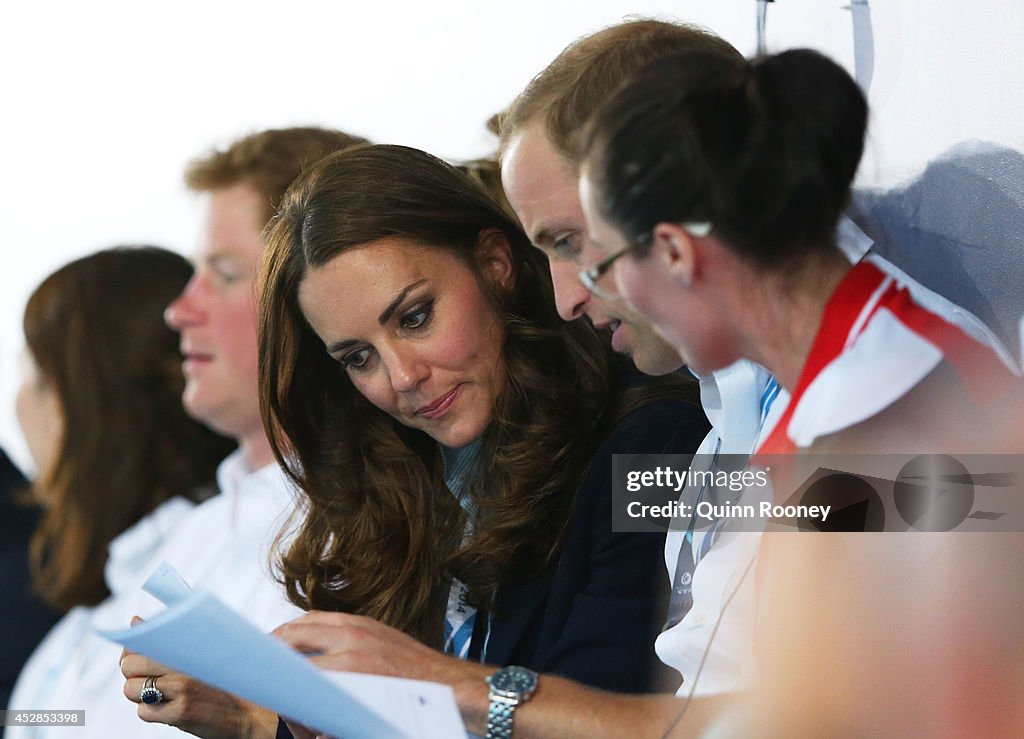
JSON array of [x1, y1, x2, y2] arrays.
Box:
[[139, 675, 164, 704]]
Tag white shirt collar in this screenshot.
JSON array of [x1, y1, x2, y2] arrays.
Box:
[[836, 215, 873, 263], [216, 448, 283, 500]]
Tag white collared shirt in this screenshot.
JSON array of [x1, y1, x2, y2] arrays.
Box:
[[658, 364, 782, 697]]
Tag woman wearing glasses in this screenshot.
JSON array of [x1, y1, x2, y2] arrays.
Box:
[[259, 144, 709, 737], [577, 47, 1024, 736], [579, 48, 1020, 455]]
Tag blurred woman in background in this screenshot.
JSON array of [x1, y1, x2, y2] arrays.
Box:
[[7, 246, 234, 736]]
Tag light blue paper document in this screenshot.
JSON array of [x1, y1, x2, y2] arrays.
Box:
[[99, 562, 467, 739]]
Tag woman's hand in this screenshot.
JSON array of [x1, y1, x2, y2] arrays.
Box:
[[273, 612, 493, 729], [120, 649, 279, 739]]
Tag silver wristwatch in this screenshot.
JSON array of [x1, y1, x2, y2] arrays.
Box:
[[485, 665, 539, 739]]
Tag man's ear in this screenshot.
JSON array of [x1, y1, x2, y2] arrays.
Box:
[[650, 222, 698, 288], [474, 228, 515, 292]]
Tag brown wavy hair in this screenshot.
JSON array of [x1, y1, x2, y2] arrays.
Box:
[[24, 246, 236, 610], [259, 144, 647, 644]]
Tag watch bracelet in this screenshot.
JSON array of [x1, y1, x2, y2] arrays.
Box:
[[486, 697, 517, 739]]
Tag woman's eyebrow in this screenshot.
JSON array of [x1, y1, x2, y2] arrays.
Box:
[[326, 338, 359, 355], [378, 279, 427, 325]]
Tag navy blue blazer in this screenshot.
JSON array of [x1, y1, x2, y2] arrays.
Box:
[[465, 397, 709, 693], [0, 449, 62, 717]]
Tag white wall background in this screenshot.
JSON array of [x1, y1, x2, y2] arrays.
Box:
[[1, 0, 1021, 471]]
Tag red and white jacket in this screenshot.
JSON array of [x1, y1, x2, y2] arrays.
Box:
[[757, 256, 1020, 455]]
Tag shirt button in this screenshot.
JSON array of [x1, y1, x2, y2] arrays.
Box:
[[691, 612, 707, 625]]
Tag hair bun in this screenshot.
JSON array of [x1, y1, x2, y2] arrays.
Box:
[[584, 46, 868, 267], [750, 49, 868, 189]]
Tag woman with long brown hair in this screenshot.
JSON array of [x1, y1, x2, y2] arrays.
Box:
[[257, 142, 708, 729], [8, 246, 235, 734]]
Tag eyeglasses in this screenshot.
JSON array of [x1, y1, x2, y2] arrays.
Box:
[[578, 222, 713, 300], [578, 246, 631, 299]]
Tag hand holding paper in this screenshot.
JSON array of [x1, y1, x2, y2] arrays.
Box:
[[101, 562, 467, 739]]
